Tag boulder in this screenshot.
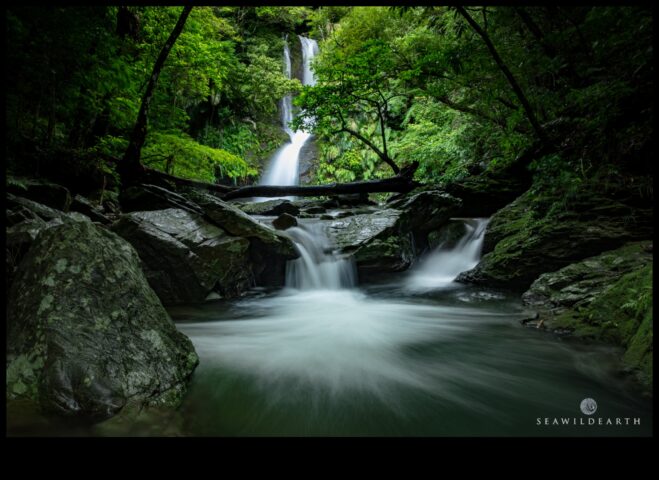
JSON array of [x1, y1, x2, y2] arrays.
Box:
[[112, 208, 251, 304], [6, 220, 198, 420], [272, 213, 298, 230], [7, 193, 89, 225], [237, 199, 300, 217], [119, 184, 203, 215], [181, 190, 299, 286], [456, 187, 653, 290], [6, 196, 92, 292], [7, 177, 72, 212], [521, 245, 652, 393], [522, 241, 652, 312], [71, 194, 111, 224], [323, 191, 461, 279]]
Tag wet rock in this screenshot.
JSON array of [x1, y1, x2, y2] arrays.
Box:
[[272, 213, 298, 230], [182, 190, 299, 286], [523, 250, 653, 393], [112, 208, 251, 304], [237, 199, 300, 217], [119, 184, 203, 215], [7, 193, 89, 225], [304, 205, 327, 215], [326, 209, 402, 251], [71, 194, 111, 224], [522, 242, 652, 312], [7, 177, 72, 212], [457, 187, 653, 290], [427, 220, 468, 250], [6, 220, 198, 420]]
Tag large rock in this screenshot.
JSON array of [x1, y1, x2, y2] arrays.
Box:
[[7, 177, 72, 212], [6, 196, 92, 292], [522, 242, 652, 312], [7, 193, 89, 225], [521, 245, 652, 393], [236, 199, 300, 217], [6, 221, 198, 420], [457, 187, 653, 290], [181, 190, 299, 286], [324, 191, 461, 280], [112, 208, 251, 305], [119, 184, 203, 215], [70, 194, 111, 224], [272, 213, 298, 230]]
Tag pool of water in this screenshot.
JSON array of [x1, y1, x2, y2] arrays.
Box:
[[167, 282, 652, 436]]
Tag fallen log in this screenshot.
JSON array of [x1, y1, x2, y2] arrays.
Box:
[[221, 161, 420, 200], [142, 167, 234, 194], [222, 176, 420, 200]]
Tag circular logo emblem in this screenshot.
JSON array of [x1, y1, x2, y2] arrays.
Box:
[[580, 398, 597, 415]]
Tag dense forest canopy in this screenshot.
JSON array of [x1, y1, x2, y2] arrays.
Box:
[[6, 6, 653, 198]]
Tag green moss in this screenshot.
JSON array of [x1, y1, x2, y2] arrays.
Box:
[[551, 263, 653, 391]]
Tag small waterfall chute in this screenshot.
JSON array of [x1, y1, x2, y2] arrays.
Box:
[[285, 223, 356, 290], [407, 218, 489, 290]]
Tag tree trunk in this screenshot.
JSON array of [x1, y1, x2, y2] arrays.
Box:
[[118, 6, 192, 187], [455, 6, 548, 145], [223, 162, 419, 200]]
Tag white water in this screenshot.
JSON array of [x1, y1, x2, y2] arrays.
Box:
[[258, 36, 319, 194], [407, 218, 489, 291], [285, 223, 356, 290]]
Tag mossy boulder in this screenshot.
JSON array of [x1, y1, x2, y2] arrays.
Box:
[[112, 208, 252, 304], [457, 186, 653, 290], [6, 221, 198, 420], [527, 257, 653, 393], [522, 242, 652, 312]]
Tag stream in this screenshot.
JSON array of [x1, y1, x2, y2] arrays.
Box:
[[168, 217, 652, 436]]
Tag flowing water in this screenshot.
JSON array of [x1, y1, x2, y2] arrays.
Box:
[[257, 36, 319, 197], [169, 219, 652, 436], [406, 218, 488, 291]]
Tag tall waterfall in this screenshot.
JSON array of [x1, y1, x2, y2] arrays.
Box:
[[407, 218, 490, 290], [285, 223, 356, 290], [259, 36, 319, 190]]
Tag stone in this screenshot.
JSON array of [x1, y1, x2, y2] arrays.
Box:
[[7, 177, 72, 212], [522, 242, 652, 313], [71, 194, 111, 224], [236, 199, 300, 217], [181, 190, 299, 287], [112, 208, 251, 304], [272, 213, 298, 230], [6, 220, 198, 420], [119, 184, 203, 215]]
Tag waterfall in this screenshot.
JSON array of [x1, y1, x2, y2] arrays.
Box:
[[407, 218, 490, 290], [258, 36, 319, 193], [285, 223, 356, 290]]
